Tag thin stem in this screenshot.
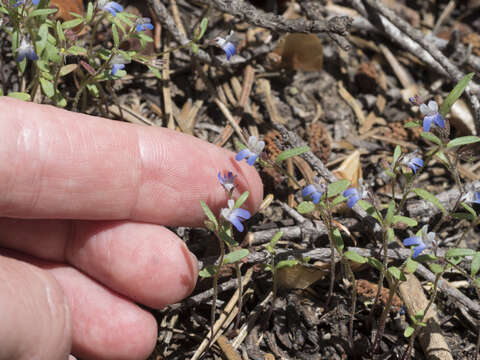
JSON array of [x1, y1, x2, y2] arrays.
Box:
[[209, 234, 225, 347], [233, 262, 243, 332]]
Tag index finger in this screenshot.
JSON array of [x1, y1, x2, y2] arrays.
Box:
[[0, 97, 263, 226]]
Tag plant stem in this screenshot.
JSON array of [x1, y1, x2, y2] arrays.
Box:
[[209, 234, 225, 347]]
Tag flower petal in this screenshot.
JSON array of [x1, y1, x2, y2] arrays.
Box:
[[246, 154, 258, 166], [428, 100, 438, 112], [433, 113, 445, 128], [347, 195, 360, 208], [312, 191, 321, 204], [235, 149, 250, 161], [232, 208, 251, 221], [423, 115, 433, 132], [302, 185, 316, 198], [412, 244, 427, 258], [343, 188, 358, 198], [403, 236, 421, 246]]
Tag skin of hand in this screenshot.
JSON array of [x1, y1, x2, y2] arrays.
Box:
[[0, 97, 263, 360]]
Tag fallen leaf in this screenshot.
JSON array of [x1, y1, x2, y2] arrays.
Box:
[[273, 33, 323, 71]]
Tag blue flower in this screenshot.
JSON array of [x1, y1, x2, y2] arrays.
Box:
[[215, 31, 236, 60], [343, 187, 361, 208], [235, 135, 265, 166], [98, 0, 123, 16], [302, 180, 325, 204], [16, 38, 38, 62], [110, 54, 129, 75], [420, 100, 445, 132], [218, 171, 236, 192], [221, 199, 251, 232], [403, 225, 436, 258], [13, 0, 39, 7], [461, 187, 480, 205], [402, 152, 424, 174], [135, 17, 153, 32]]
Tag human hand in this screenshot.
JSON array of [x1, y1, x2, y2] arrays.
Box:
[[0, 97, 263, 360]]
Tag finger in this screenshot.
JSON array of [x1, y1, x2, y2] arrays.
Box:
[[0, 254, 72, 360], [0, 97, 263, 226], [3, 250, 157, 360], [0, 218, 198, 308]]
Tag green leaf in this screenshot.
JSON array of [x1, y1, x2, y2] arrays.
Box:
[[461, 202, 477, 217], [405, 258, 418, 273], [446, 136, 480, 149], [386, 227, 395, 243], [39, 77, 55, 98], [112, 24, 119, 47], [29, 8, 57, 17], [413, 188, 447, 214], [451, 212, 475, 221], [388, 266, 406, 281], [404, 326, 415, 338], [392, 145, 401, 168], [384, 200, 396, 227], [367, 257, 384, 271], [56, 20, 66, 42], [223, 249, 249, 264], [404, 121, 419, 128], [471, 252, 480, 277], [199, 265, 216, 278], [327, 179, 350, 198], [333, 228, 343, 252], [86, 2, 94, 23], [297, 201, 315, 214], [234, 191, 249, 209], [429, 263, 443, 274], [392, 215, 418, 227], [276, 259, 299, 269], [414, 309, 424, 320], [59, 64, 78, 77], [65, 45, 87, 56], [445, 248, 475, 258], [62, 18, 84, 29], [147, 65, 162, 79], [191, 42, 199, 54], [7, 92, 31, 101], [36, 23, 49, 56], [421, 132, 442, 146], [439, 73, 474, 117], [270, 230, 283, 248], [275, 146, 310, 163], [357, 200, 381, 222], [200, 200, 218, 228], [344, 251, 367, 264], [331, 194, 346, 206]]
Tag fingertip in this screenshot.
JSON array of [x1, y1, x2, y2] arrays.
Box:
[[230, 154, 264, 214]]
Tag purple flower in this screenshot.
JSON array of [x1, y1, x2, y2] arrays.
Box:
[[16, 38, 38, 62], [420, 100, 445, 132], [401, 152, 424, 174], [135, 17, 153, 32], [98, 0, 123, 16], [235, 135, 265, 166], [215, 31, 236, 60], [221, 199, 251, 232], [302, 181, 325, 204], [218, 171, 236, 192], [110, 54, 129, 75], [403, 225, 436, 258]]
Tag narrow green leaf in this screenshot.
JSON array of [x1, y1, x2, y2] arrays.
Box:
[[199, 265, 216, 278], [39, 77, 55, 98], [297, 201, 315, 214], [112, 24, 119, 47], [421, 132, 442, 146], [367, 257, 384, 271], [439, 73, 475, 117], [414, 309, 424, 320], [446, 136, 480, 149], [56, 20, 66, 42], [388, 266, 406, 281], [200, 200, 218, 227], [191, 43, 199, 54], [451, 212, 475, 221], [59, 64, 78, 77], [327, 179, 350, 198], [62, 18, 84, 29], [7, 92, 31, 101], [404, 121, 419, 128], [445, 248, 475, 258], [270, 230, 283, 248], [194, 17, 208, 41], [333, 228, 343, 251], [29, 8, 57, 17], [471, 252, 480, 277], [392, 215, 418, 227], [223, 249, 249, 264], [357, 200, 381, 222], [405, 258, 418, 273], [344, 251, 367, 264], [275, 146, 310, 163], [413, 188, 447, 214], [384, 200, 396, 227], [86, 2, 94, 23], [36, 23, 49, 55], [234, 191, 249, 209], [392, 145, 401, 167], [429, 263, 443, 274], [65, 45, 87, 56], [386, 227, 395, 243], [461, 202, 477, 217], [147, 65, 162, 79], [404, 326, 415, 338], [276, 259, 299, 269]]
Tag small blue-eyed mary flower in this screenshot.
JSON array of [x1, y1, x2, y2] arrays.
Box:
[[420, 100, 445, 132], [135, 17, 153, 32], [215, 31, 236, 60], [461, 187, 480, 205], [401, 152, 424, 174], [98, 0, 123, 16], [235, 136, 265, 166], [343, 180, 368, 208], [302, 179, 326, 204], [16, 37, 38, 62], [221, 199, 251, 232], [403, 225, 437, 258], [110, 54, 130, 75], [13, 0, 39, 7], [218, 171, 236, 192]]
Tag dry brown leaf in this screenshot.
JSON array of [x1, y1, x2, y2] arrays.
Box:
[[50, 0, 83, 21], [332, 150, 362, 187], [277, 264, 326, 290], [273, 33, 323, 71]]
